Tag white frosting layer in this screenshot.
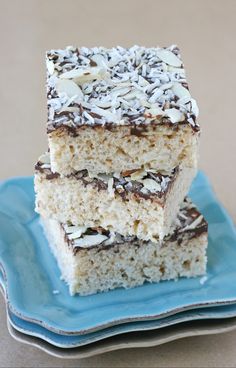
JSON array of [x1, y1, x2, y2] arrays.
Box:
[[46, 45, 199, 129]]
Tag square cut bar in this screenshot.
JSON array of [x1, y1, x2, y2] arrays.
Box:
[[41, 198, 208, 296], [35, 153, 196, 241], [46, 45, 200, 175]]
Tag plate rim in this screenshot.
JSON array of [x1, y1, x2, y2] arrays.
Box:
[[6, 314, 236, 359], [1, 270, 236, 349], [5, 291, 236, 349]]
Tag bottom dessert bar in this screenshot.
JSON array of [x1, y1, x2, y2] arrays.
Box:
[[41, 198, 208, 296]]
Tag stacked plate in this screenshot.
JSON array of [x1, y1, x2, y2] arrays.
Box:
[[0, 172, 236, 358]]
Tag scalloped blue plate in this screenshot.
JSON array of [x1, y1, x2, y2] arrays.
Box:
[[1, 269, 236, 348], [0, 172, 236, 335]]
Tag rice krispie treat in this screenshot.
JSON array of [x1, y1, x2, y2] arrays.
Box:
[[46, 45, 200, 175], [41, 198, 208, 295], [35, 153, 196, 241]]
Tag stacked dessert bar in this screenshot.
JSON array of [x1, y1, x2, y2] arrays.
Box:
[[35, 45, 208, 295]]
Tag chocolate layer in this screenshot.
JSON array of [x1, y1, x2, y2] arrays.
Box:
[[61, 198, 207, 255], [35, 159, 178, 202], [47, 116, 200, 137]]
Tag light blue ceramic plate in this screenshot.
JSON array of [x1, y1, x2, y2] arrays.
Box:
[[0, 172, 236, 335], [1, 269, 236, 348]]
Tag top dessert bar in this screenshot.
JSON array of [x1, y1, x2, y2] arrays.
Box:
[[47, 45, 200, 175]]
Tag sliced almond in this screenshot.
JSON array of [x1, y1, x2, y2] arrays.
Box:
[[97, 173, 113, 182], [140, 187, 149, 194], [91, 226, 105, 232], [111, 87, 131, 98], [178, 96, 191, 105], [83, 111, 95, 124], [145, 107, 164, 117], [46, 59, 55, 75], [165, 108, 184, 123], [159, 82, 173, 91], [39, 153, 50, 164], [161, 176, 171, 190], [167, 66, 185, 74], [121, 169, 138, 177], [64, 225, 87, 235], [55, 79, 83, 101], [191, 98, 199, 117], [113, 82, 132, 89], [107, 177, 115, 197], [68, 227, 88, 240], [59, 68, 84, 79], [113, 172, 121, 179], [92, 99, 112, 109], [48, 106, 55, 120], [138, 75, 150, 87], [122, 90, 142, 101], [83, 84, 93, 94], [156, 49, 182, 67], [104, 232, 116, 245], [73, 234, 108, 248], [141, 100, 152, 108], [172, 82, 191, 100], [62, 95, 80, 108], [59, 106, 80, 113], [130, 169, 146, 181], [108, 53, 122, 67], [90, 106, 117, 122], [91, 54, 108, 68], [143, 166, 159, 173], [145, 80, 161, 94], [41, 164, 51, 169], [141, 178, 162, 192], [179, 215, 203, 233], [148, 89, 163, 104], [59, 67, 108, 84], [178, 212, 188, 220]]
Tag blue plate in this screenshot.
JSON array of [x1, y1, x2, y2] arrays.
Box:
[[1, 269, 236, 348], [0, 172, 236, 335]]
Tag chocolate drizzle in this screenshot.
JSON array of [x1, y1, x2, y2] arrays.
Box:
[[35, 162, 60, 180], [47, 117, 200, 137], [60, 198, 208, 255], [35, 160, 178, 202]]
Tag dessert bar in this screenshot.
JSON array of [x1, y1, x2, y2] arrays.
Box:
[[35, 153, 196, 241], [46, 45, 199, 175], [41, 198, 208, 295]]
